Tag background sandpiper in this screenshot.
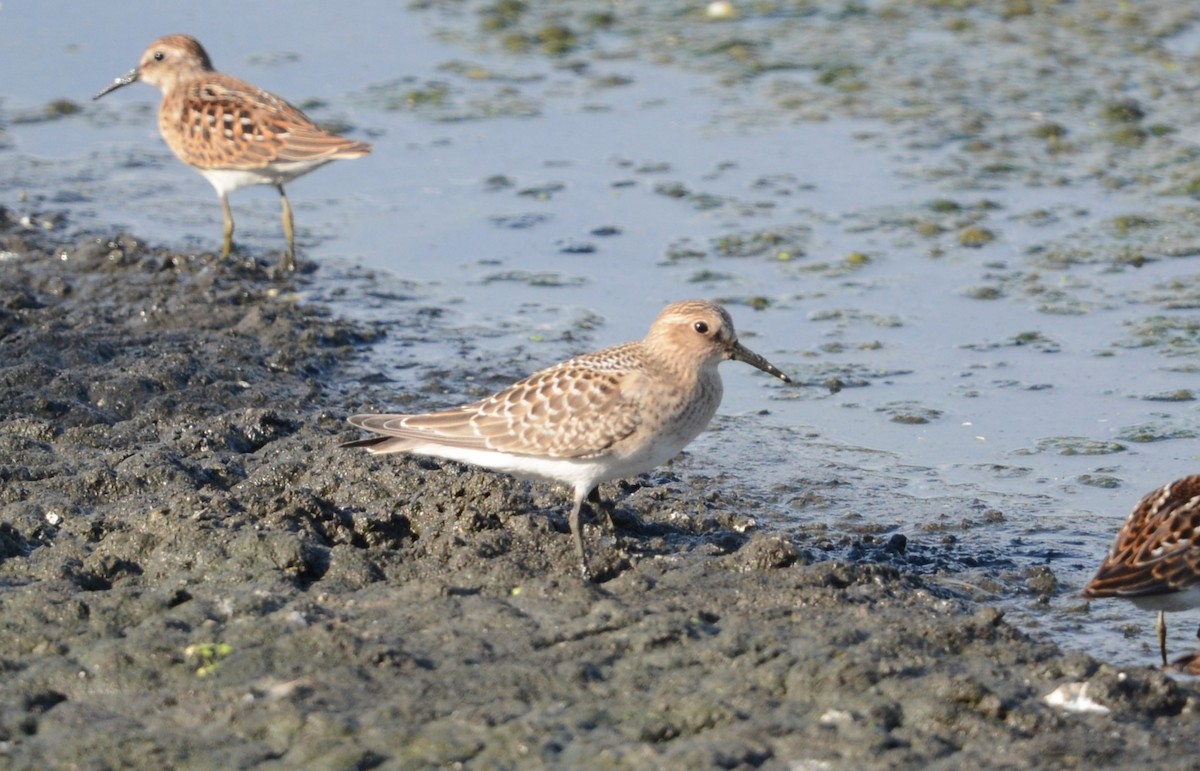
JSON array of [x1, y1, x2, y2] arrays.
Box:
[[95, 34, 371, 271]]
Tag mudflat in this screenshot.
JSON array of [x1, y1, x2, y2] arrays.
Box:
[[1, 218, 1197, 769]]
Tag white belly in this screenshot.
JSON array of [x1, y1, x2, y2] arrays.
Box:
[[198, 161, 332, 195], [1129, 585, 1200, 613]]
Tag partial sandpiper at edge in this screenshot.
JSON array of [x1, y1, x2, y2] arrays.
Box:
[[1083, 474, 1200, 668]]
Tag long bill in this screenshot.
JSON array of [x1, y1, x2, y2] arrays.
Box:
[[729, 341, 792, 383], [94, 69, 139, 100]]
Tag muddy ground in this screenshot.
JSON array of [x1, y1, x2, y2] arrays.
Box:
[[0, 216, 1197, 770]]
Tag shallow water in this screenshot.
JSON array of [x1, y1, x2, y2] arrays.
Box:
[[4, 1, 1200, 670]]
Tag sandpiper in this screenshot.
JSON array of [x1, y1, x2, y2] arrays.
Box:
[[1083, 475, 1200, 667], [95, 34, 371, 272], [344, 300, 792, 580]]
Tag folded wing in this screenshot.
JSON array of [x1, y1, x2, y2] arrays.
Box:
[[346, 362, 647, 459]]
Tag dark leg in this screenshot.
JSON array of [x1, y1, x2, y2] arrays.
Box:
[[1158, 610, 1168, 668], [586, 486, 618, 532], [220, 194, 234, 258], [277, 184, 296, 273], [569, 490, 592, 582]]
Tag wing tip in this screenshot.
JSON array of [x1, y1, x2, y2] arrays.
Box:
[[340, 435, 389, 451]]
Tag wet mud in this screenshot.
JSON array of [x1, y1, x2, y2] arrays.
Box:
[[2, 217, 1200, 769]]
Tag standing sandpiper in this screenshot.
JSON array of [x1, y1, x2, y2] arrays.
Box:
[[343, 300, 792, 580], [95, 34, 371, 272], [1083, 475, 1200, 668]]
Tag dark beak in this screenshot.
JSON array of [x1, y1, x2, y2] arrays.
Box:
[[730, 341, 792, 383], [94, 68, 140, 100]]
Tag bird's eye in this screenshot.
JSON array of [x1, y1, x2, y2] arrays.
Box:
[[154, 51, 165, 61], [693, 321, 709, 335]]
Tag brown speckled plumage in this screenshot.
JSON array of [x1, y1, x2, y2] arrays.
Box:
[[344, 300, 792, 580], [348, 340, 686, 460], [95, 34, 370, 270]]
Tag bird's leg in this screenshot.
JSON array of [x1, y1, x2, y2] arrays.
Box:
[[1158, 610, 1168, 668], [220, 194, 235, 258], [587, 487, 618, 533], [569, 490, 592, 582], [277, 184, 295, 273], [590, 485, 643, 533]]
